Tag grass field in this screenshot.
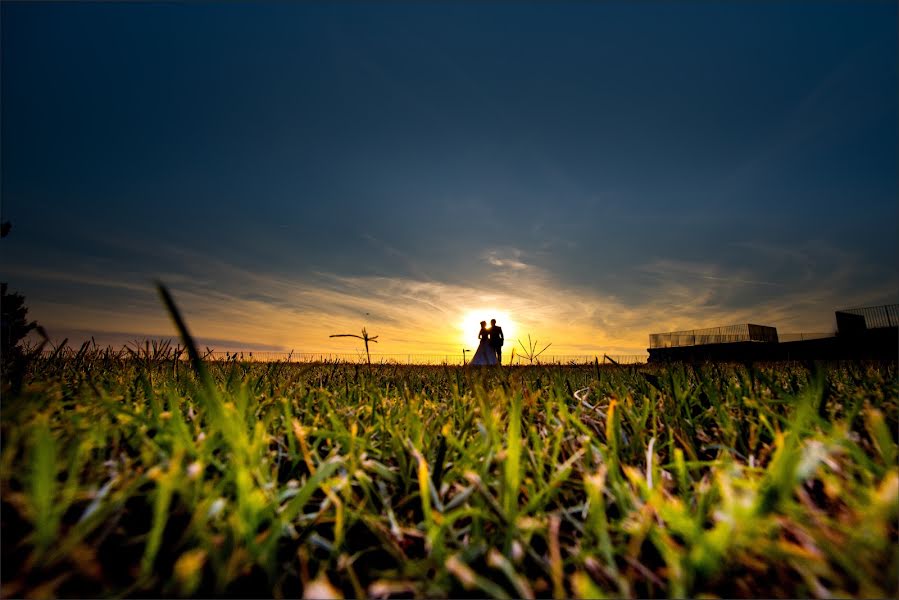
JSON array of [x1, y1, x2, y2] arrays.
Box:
[[2, 332, 897, 597]]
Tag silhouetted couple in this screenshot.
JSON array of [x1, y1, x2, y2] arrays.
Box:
[[470, 319, 504, 366]]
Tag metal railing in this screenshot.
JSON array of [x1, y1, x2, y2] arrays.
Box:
[[509, 354, 646, 366], [649, 324, 778, 349], [202, 352, 648, 366], [835, 304, 899, 329]]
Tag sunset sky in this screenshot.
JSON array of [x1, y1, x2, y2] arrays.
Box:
[[2, 1, 897, 357]]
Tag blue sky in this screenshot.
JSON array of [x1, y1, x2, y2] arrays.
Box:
[[2, 1, 897, 355]]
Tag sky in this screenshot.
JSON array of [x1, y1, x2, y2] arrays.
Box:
[[2, 1, 897, 357]]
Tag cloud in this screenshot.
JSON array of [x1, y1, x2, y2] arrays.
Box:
[[15, 240, 651, 354], [639, 258, 782, 288], [2, 265, 154, 294], [361, 233, 433, 281], [484, 249, 529, 271], [633, 240, 898, 335], [12, 232, 898, 358]]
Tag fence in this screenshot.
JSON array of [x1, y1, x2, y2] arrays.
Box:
[[649, 324, 778, 349], [204, 352, 459, 365], [37, 347, 647, 366], [509, 354, 646, 366], [200, 351, 648, 366], [835, 304, 899, 330]]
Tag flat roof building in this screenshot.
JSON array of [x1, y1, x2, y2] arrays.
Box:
[[647, 305, 897, 363], [649, 324, 778, 349]]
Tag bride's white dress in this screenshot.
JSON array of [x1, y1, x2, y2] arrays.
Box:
[[470, 331, 497, 366]]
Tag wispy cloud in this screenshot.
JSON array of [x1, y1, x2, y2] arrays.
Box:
[[639, 258, 784, 288], [484, 248, 529, 271], [12, 231, 897, 356], [361, 233, 433, 281]]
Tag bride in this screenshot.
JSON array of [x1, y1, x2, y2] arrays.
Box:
[[469, 321, 498, 366]]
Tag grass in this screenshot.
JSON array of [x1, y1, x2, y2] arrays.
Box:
[[1, 311, 896, 597]]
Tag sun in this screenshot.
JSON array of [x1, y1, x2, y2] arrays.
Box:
[[458, 308, 517, 348]]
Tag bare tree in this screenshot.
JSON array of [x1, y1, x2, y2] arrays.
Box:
[[330, 327, 379, 365], [517, 334, 552, 365]]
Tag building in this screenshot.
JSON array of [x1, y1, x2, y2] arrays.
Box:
[[647, 304, 898, 363]]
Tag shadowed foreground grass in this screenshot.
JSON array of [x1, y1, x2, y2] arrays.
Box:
[[1, 352, 896, 598]]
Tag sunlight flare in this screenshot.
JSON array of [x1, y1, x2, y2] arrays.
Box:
[[458, 308, 517, 347]]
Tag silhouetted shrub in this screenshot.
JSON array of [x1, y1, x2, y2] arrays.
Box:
[[1, 220, 45, 393]]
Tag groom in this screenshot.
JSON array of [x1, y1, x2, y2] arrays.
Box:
[[489, 318, 504, 365]]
